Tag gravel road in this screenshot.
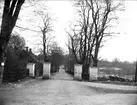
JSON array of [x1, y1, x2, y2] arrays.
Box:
[[0, 68, 137, 105]]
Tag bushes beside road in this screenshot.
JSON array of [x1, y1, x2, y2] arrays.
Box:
[[97, 75, 137, 86]]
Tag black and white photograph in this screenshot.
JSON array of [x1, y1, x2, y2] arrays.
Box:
[[0, 0, 137, 105]]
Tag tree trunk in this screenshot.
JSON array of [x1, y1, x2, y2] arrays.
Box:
[[0, 0, 25, 84], [82, 61, 90, 80], [43, 43, 46, 55], [93, 42, 99, 67], [0, 31, 11, 84], [43, 44, 48, 62], [93, 57, 98, 67]]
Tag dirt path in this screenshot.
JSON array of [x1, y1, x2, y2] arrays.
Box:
[[0, 68, 137, 105]]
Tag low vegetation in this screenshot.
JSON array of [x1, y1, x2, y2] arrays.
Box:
[[98, 59, 135, 79]]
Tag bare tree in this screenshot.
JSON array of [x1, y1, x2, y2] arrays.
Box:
[[67, 25, 82, 64], [0, 0, 25, 63], [67, 0, 123, 79], [34, 10, 54, 62], [85, 0, 123, 67], [0, 0, 25, 84], [67, 0, 96, 79], [15, 3, 55, 59], [0, 0, 46, 83], [50, 41, 64, 73]]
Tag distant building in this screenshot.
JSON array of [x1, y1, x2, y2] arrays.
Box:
[[20, 47, 38, 64]]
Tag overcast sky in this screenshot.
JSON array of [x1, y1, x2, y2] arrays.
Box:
[[17, 0, 137, 62]]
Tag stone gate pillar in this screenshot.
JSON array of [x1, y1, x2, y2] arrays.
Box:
[[74, 64, 82, 81], [89, 67, 98, 81], [27, 63, 35, 78], [42, 62, 51, 79]]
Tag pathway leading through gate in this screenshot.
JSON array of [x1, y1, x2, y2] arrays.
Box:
[[51, 66, 74, 81]]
